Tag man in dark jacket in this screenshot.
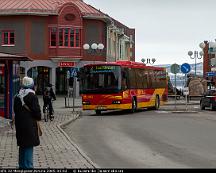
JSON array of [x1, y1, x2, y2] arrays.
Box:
[[14, 76, 41, 169], [43, 83, 56, 119]]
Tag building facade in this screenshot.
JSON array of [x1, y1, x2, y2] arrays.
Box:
[[0, 0, 135, 118], [0, 0, 135, 97]]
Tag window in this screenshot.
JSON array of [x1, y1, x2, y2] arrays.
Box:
[[50, 28, 57, 46], [49, 27, 81, 48], [70, 29, 74, 47], [59, 28, 64, 46], [2, 31, 15, 46], [75, 29, 80, 47], [128, 68, 137, 88]]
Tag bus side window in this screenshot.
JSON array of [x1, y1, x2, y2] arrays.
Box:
[[122, 70, 128, 90]]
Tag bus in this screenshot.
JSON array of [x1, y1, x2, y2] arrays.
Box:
[[79, 61, 168, 114]]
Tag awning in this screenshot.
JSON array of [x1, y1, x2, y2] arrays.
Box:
[[0, 52, 31, 61]]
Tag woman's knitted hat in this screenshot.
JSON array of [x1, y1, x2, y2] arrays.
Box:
[[22, 76, 34, 89]]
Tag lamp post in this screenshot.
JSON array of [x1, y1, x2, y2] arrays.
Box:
[[187, 50, 203, 77], [199, 40, 216, 79], [141, 58, 156, 65]]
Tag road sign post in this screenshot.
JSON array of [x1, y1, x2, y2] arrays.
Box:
[[181, 63, 191, 110], [170, 63, 180, 110], [67, 70, 70, 107]]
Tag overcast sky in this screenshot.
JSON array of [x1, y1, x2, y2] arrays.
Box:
[[84, 0, 216, 65]]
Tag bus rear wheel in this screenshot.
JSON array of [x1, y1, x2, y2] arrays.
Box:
[[153, 96, 160, 110]]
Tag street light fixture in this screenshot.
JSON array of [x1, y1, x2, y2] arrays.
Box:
[[83, 43, 105, 54], [141, 58, 156, 65], [187, 50, 203, 77]]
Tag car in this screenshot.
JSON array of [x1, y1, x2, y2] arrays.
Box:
[[200, 89, 216, 110]]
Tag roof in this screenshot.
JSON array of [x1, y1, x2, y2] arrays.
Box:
[[0, 0, 103, 16], [0, 52, 31, 61]]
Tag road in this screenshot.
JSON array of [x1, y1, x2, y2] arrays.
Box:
[[64, 109, 216, 168]]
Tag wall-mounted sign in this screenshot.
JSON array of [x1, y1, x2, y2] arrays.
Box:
[[58, 62, 75, 67]]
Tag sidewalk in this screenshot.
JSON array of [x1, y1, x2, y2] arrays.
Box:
[[0, 96, 96, 169]]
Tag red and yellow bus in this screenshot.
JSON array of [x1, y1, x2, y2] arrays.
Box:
[[80, 61, 168, 114]]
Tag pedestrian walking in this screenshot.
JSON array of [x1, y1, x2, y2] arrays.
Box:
[[13, 76, 42, 169]]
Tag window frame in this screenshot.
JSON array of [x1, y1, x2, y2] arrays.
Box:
[[1, 30, 15, 46], [49, 27, 81, 48]]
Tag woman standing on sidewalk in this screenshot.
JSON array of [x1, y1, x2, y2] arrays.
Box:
[[14, 77, 41, 169]]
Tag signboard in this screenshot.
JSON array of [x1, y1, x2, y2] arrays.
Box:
[[181, 63, 191, 74], [170, 63, 180, 74], [207, 72, 216, 77], [58, 62, 75, 67], [183, 87, 189, 95], [211, 67, 216, 72]]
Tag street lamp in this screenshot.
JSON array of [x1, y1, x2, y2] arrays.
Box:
[[83, 43, 105, 54], [141, 58, 156, 65], [187, 50, 203, 77]]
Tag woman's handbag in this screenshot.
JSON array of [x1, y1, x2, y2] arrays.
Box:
[[37, 121, 42, 136], [23, 104, 42, 137]]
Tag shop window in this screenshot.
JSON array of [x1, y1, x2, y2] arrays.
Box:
[[1, 30, 15, 46]]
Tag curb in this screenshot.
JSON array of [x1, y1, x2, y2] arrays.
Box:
[[171, 111, 198, 113], [56, 111, 99, 168]]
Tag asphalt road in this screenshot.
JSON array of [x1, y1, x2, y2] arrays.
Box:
[[64, 109, 216, 168]]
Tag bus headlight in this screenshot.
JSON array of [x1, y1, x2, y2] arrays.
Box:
[[112, 100, 121, 104], [82, 101, 91, 105]]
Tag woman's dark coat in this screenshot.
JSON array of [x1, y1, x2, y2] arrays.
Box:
[[14, 92, 41, 147]]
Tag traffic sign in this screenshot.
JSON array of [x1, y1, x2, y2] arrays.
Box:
[[71, 68, 77, 77], [181, 63, 191, 74], [170, 63, 180, 74]]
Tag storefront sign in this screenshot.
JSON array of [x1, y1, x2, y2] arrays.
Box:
[[58, 62, 75, 67]]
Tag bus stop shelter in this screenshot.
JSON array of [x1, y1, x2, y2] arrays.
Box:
[[0, 52, 30, 119]]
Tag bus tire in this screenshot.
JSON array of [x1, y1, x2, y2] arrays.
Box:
[[153, 95, 160, 110], [131, 97, 137, 113], [95, 110, 102, 115]]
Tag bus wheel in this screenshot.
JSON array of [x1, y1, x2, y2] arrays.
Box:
[[153, 96, 160, 110], [131, 97, 137, 113], [95, 110, 102, 115]]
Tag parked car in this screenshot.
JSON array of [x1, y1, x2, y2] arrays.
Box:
[[200, 89, 216, 110]]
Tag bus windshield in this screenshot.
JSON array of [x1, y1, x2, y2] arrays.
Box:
[[80, 65, 121, 94]]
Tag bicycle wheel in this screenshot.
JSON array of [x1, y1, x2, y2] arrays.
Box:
[[44, 107, 48, 122]]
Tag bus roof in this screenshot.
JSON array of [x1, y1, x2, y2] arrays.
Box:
[[84, 61, 165, 71]]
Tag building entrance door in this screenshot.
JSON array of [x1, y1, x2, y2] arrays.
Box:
[[0, 64, 5, 117]]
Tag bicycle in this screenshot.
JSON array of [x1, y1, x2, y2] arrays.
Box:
[[43, 101, 54, 122]]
